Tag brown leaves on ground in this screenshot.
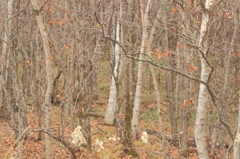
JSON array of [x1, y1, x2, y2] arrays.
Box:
[[0, 103, 234, 159]]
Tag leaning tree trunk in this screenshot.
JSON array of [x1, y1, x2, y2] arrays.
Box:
[[194, 2, 211, 159], [30, 0, 54, 158], [104, 7, 121, 125], [132, 0, 152, 139]]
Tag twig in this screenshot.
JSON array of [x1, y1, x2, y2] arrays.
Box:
[[96, 126, 108, 135], [3, 126, 30, 159], [88, 112, 104, 118], [33, 129, 77, 159]]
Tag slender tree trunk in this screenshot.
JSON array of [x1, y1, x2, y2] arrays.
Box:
[[33, 29, 42, 141], [161, 0, 178, 143], [0, 0, 15, 126], [13, 2, 29, 158], [79, 84, 92, 149], [123, 60, 138, 157], [30, 0, 54, 158], [132, 0, 152, 139], [220, 5, 239, 152], [233, 6, 240, 159], [104, 7, 121, 124], [234, 90, 240, 159], [210, 120, 219, 155], [195, 2, 211, 158], [144, 2, 167, 156], [16, 82, 28, 159], [180, 35, 191, 157]]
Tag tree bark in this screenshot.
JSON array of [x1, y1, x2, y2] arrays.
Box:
[[144, 2, 167, 157], [30, 0, 54, 158], [195, 2, 211, 159], [162, 0, 177, 144], [233, 6, 240, 159], [234, 90, 240, 159], [104, 7, 121, 124], [0, 0, 15, 126], [123, 60, 138, 157], [220, 5, 239, 152], [132, 0, 152, 139]]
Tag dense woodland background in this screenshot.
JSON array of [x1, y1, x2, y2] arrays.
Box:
[[0, 0, 239, 158]]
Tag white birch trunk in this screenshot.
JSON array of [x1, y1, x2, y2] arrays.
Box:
[[132, 0, 152, 139], [195, 2, 210, 159], [104, 9, 121, 125], [233, 6, 240, 159], [30, 0, 54, 158], [234, 90, 240, 159]]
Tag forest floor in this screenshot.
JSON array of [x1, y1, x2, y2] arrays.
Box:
[[0, 99, 193, 159], [0, 97, 233, 159]]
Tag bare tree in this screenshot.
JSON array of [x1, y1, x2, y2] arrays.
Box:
[[0, 0, 15, 127], [234, 90, 240, 159], [105, 2, 121, 125], [30, 0, 54, 158], [194, 1, 212, 158], [132, 0, 153, 139]]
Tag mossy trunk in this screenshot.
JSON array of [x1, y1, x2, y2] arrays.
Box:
[[123, 63, 138, 157]]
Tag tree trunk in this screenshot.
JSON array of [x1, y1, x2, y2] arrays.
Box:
[[220, 5, 239, 153], [33, 28, 42, 141], [104, 8, 121, 124], [79, 102, 92, 149], [162, 0, 178, 143], [195, 2, 211, 158], [132, 0, 152, 139], [30, 0, 54, 158], [0, 0, 15, 126], [234, 90, 240, 159], [123, 60, 138, 157], [144, 2, 167, 156], [233, 6, 240, 159]]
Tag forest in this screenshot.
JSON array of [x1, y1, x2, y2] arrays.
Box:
[[0, 0, 239, 158]]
